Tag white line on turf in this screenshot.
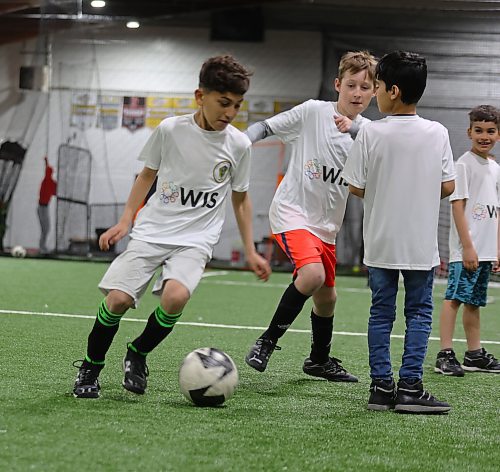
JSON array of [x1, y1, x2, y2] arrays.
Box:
[[1, 308, 499, 345], [201, 271, 230, 277], [201, 279, 371, 293]]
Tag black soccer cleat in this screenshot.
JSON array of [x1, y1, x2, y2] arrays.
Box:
[[367, 379, 396, 411], [303, 356, 358, 382], [434, 349, 465, 377], [395, 379, 451, 414], [122, 347, 149, 394], [73, 360, 103, 399], [245, 337, 281, 372], [462, 348, 500, 373]]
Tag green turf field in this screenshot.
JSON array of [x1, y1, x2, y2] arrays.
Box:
[[1, 258, 499, 471]]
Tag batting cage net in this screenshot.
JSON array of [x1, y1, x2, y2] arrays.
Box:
[[0, 141, 27, 251], [56, 144, 91, 253]]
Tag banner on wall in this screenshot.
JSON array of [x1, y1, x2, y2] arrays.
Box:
[[97, 95, 122, 130], [172, 97, 197, 116], [145, 97, 174, 128], [122, 96, 146, 131], [70, 92, 97, 130], [68, 92, 301, 132]]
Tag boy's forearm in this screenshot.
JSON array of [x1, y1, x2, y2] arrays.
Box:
[[452, 200, 474, 249], [244, 121, 274, 144], [231, 192, 257, 255], [120, 167, 157, 225]]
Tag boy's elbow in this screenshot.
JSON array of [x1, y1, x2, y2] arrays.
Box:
[[348, 184, 365, 198], [441, 180, 455, 199]]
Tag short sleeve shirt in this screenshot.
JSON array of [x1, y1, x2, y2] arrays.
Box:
[[448, 151, 500, 263], [342, 115, 455, 270], [131, 114, 252, 257], [265, 100, 369, 244]]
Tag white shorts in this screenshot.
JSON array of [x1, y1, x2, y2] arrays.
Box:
[[98, 239, 210, 307]]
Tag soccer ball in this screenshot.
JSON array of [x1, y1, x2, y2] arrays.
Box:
[[10, 245, 26, 258], [179, 347, 238, 407]]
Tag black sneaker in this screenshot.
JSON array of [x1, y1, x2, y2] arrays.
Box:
[[395, 379, 451, 414], [73, 360, 103, 398], [122, 347, 149, 394], [434, 349, 465, 377], [462, 348, 500, 373], [245, 337, 281, 372], [367, 379, 396, 411], [303, 357, 358, 382]]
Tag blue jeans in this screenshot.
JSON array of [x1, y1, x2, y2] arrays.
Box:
[[367, 267, 435, 381]]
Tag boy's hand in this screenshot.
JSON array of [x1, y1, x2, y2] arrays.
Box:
[[334, 115, 352, 133], [462, 246, 479, 272], [247, 252, 271, 282], [493, 255, 500, 273], [99, 222, 129, 251]]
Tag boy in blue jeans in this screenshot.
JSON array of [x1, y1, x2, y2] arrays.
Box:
[[342, 51, 456, 413], [435, 105, 500, 376]]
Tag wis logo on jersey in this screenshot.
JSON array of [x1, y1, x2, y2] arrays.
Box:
[[213, 160, 231, 183]]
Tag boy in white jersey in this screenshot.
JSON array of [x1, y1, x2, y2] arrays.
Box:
[[435, 105, 500, 376], [342, 51, 455, 413], [73, 55, 271, 398], [245, 51, 376, 382]]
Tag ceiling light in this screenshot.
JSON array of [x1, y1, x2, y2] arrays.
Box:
[[90, 1, 106, 7], [126, 21, 140, 29]]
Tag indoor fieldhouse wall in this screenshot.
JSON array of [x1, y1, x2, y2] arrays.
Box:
[[0, 26, 321, 256], [320, 9, 500, 266]]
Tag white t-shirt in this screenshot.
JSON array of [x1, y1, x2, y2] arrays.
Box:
[[266, 100, 369, 244], [449, 151, 500, 263], [342, 115, 455, 270], [130, 113, 252, 257]]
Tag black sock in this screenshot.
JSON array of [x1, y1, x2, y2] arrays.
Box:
[[86, 300, 123, 364], [310, 310, 333, 363], [131, 306, 181, 354], [262, 283, 309, 341], [466, 348, 483, 356]]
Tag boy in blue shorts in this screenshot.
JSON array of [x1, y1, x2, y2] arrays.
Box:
[[435, 105, 500, 376], [342, 51, 455, 413]]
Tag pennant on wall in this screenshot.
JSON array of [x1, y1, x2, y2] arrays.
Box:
[[122, 96, 146, 131], [97, 95, 122, 130], [70, 92, 97, 130]]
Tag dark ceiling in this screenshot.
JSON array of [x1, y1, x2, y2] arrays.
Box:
[[1, 0, 500, 45]]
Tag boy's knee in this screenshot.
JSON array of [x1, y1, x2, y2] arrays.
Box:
[[106, 290, 134, 314], [161, 280, 191, 313]]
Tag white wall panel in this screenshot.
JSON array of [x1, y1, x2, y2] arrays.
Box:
[[1, 27, 321, 256]]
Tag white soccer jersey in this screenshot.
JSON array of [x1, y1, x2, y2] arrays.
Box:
[[449, 151, 500, 263], [130, 113, 252, 257], [266, 100, 370, 243], [342, 115, 456, 270]]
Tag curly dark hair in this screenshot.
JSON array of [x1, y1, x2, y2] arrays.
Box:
[[199, 55, 252, 95], [469, 105, 499, 126]]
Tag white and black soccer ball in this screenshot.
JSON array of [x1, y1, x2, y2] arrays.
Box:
[[10, 245, 26, 258], [179, 347, 238, 407]]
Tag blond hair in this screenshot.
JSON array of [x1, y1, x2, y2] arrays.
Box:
[[338, 51, 377, 85]]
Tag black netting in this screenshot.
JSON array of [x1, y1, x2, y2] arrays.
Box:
[[57, 144, 91, 203], [90, 203, 128, 254], [56, 199, 89, 253], [56, 144, 91, 253]]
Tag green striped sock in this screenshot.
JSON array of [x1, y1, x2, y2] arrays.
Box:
[[154, 305, 182, 328], [130, 306, 181, 354], [97, 299, 123, 327]]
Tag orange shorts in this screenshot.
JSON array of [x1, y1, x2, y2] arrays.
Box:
[[274, 229, 337, 287]]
